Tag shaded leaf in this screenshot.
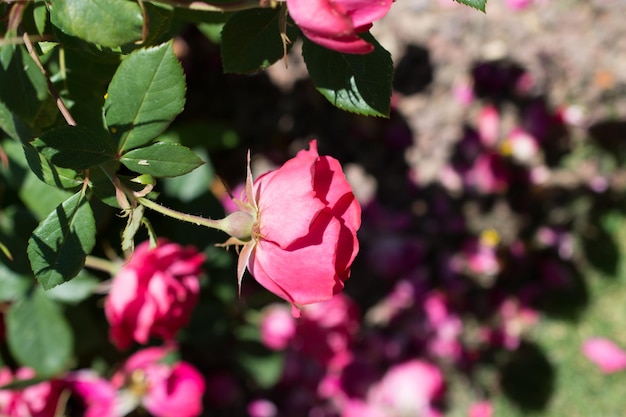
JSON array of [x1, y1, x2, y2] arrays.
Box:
[[302, 34, 392, 117], [27, 191, 96, 289], [221, 8, 298, 74], [120, 142, 204, 177], [49, 0, 143, 48], [6, 287, 73, 376], [0, 45, 49, 125], [32, 125, 116, 170], [104, 42, 186, 152]]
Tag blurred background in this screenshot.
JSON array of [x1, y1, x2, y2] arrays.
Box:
[[46, 0, 626, 416]]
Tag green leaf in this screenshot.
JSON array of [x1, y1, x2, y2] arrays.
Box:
[[32, 125, 116, 170], [2, 138, 81, 190], [221, 8, 298, 74], [45, 270, 100, 305], [0, 265, 32, 302], [0, 99, 37, 144], [120, 142, 204, 177], [105, 42, 186, 152], [6, 287, 73, 376], [0, 45, 49, 125], [302, 33, 393, 117], [453, 0, 487, 12], [27, 191, 96, 290], [49, 0, 144, 48]]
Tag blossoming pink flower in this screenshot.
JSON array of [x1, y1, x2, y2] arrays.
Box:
[[582, 337, 626, 373], [0, 367, 61, 417], [112, 347, 205, 417], [64, 371, 118, 417], [260, 303, 297, 350], [286, 0, 394, 54], [219, 140, 361, 316], [105, 240, 205, 350]]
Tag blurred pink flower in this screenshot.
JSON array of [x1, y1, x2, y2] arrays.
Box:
[[112, 347, 205, 417], [0, 367, 61, 417], [286, 0, 394, 54], [260, 303, 297, 350], [222, 140, 361, 317], [295, 294, 360, 368], [220, 183, 245, 214], [248, 399, 278, 417], [468, 401, 493, 417], [367, 360, 444, 416], [463, 237, 500, 277], [105, 240, 204, 350], [582, 338, 626, 373], [503, 0, 533, 10], [466, 152, 509, 194], [478, 105, 500, 148], [64, 371, 118, 417], [505, 129, 539, 164]]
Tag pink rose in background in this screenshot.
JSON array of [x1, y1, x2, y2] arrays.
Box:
[[582, 337, 626, 373], [260, 303, 297, 350], [478, 105, 500, 148], [468, 401, 493, 417], [0, 367, 61, 417], [220, 140, 361, 316], [105, 240, 204, 350], [64, 371, 118, 417], [367, 360, 444, 417], [112, 347, 205, 417], [286, 0, 394, 54]]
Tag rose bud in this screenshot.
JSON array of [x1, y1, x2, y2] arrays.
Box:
[[105, 240, 205, 350], [217, 140, 361, 317]]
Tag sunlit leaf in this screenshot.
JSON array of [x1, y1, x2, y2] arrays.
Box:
[[104, 42, 186, 152]]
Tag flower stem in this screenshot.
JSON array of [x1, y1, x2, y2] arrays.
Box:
[[137, 197, 225, 232], [84, 255, 120, 275], [149, 0, 267, 12]]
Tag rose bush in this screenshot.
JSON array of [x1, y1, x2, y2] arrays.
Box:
[[219, 140, 361, 316], [105, 240, 205, 350], [286, 0, 394, 54]]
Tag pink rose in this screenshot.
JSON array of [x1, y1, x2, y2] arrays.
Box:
[[260, 303, 297, 350], [64, 371, 118, 417], [582, 337, 626, 373], [112, 347, 205, 417], [219, 140, 361, 316], [105, 240, 204, 350], [286, 0, 394, 54], [0, 367, 62, 417]]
